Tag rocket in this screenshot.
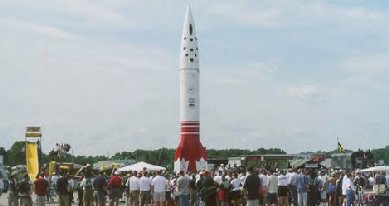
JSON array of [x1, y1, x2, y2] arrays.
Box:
[[174, 6, 208, 173]]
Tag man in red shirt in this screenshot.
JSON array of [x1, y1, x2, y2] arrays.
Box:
[[108, 171, 123, 206], [34, 173, 49, 206]]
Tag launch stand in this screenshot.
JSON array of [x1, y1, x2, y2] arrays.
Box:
[[25, 126, 42, 180]]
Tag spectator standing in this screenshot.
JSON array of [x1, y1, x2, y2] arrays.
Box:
[[139, 171, 151, 206], [108, 171, 122, 206], [243, 167, 261, 206], [277, 171, 288, 206], [151, 171, 167, 206], [0, 174, 4, 200], [259, 170, 269, 206], [57, 172, 70, 206], [18, 174, 31, 206], [34, 173, 49, 206], [344, 173, 355, 206], [189, 174, 197, 206], [267, 171, 278, 206], [177, 171, 190, 206], [80, 171, 94, 206], [230, 173, 241, 206], [93, 171, 107, 206], [126, 171, 140, 206], [296, 169, 308, 206], [8, 173, 19, 206]]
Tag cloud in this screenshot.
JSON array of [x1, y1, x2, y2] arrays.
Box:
[[0, 17, 78, 40], [286, 84, 320, 99]]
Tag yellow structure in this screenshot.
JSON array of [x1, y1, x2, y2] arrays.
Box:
[[26, 142, 39, 180]]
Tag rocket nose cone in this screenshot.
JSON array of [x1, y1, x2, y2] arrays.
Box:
[[180, 6, 199, 69]]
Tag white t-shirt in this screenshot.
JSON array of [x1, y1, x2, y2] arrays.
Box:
[[342, 175, 347, 195], [51, 175, 59, 185], [127, 176, 140, 191], [288, 172, 297, 185], [268, 175, 278, 193], [278, 175, 288, 186], [139, 176, 151, 191], [345, 177, 355, 191], [230, 178, 241, 191], [259, 174, 269, 187], [151, 175, 167, 193]]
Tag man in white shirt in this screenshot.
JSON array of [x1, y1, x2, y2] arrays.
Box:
[[259, 170, 269, 205], [288, 168, 298, 206], [139, 171, 151, 206], [344, 173, 355, 206], [267, 171, 278, 206], [151, 171, 167, 206], [126, 171, 140, 206]]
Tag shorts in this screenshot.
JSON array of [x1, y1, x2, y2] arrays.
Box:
[[94, 191, 106, 205], [140, 191, 151, 204], [110, 188, 122, 200], [153, 191, 166, 202], [166, 191, 172, 201], [267, 193, 277, 204], [83, 190, 94, 203], [231, 190, 241, 200], [130, 190, 140, 202], [278, 186, 288, 197]]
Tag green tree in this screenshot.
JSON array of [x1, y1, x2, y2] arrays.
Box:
[[5, 141, 26, 166]]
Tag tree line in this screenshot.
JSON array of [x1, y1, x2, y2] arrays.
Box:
[[1, 141, 388, 167]]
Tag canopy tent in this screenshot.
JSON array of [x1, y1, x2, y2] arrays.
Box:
[[360, 166, 389, 172], [117, 161, 166, 172]]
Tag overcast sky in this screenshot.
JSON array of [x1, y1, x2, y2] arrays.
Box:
[[1, 0, 388, 155]]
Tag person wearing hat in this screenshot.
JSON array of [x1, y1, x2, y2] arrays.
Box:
[[108, 170, 122, 206], [80, 170, 94, 206]]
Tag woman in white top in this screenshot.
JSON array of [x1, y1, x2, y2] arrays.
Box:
[[229, 173, 241, 206]]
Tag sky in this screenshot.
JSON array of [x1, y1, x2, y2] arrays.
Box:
[[1, 0, 388, 155]]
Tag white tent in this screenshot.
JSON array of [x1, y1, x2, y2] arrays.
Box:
[[360, 166, 389, 172], [117, 161, 166, 172]]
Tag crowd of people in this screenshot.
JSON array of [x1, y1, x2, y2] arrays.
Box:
[[0, 164, 388, 206]]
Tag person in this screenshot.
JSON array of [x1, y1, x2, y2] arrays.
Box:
[[0, 174, 4, 198], [93, 171, 108, 206], [77, 176, 84, 206], [277, 171, 288, 206], [287, 169, 297, 206], [126, 171, 140, 206], [259, 170, 268, 206], [373, 172, 387, 194], [57, 172, 70, 206], [296, 169, 307, 206], [230, 173, 241, 206], [18, 174, 31, 206], [151, 170, 167, 206], [318, 171, 328, 203], [8, 173, 19, 206], [267, 171, 278, 206], [34, 173, 49, 206], [80, 171, 94, 206], [68, 176, 78, 205], [177, 171, 190, 206], [326, 172, 337, 206], [243, 167, 261, 206], [344, 173, 355, 206], [218, 175, 230, 206], [139, 171, 151, 206], [199, 175, 218, 206], [189, 173, 197, 206]]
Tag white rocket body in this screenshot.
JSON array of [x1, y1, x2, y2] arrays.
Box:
[[174, 7, 207, 173]]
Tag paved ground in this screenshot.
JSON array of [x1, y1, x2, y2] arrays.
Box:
[[0, 192, 129, 206]]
